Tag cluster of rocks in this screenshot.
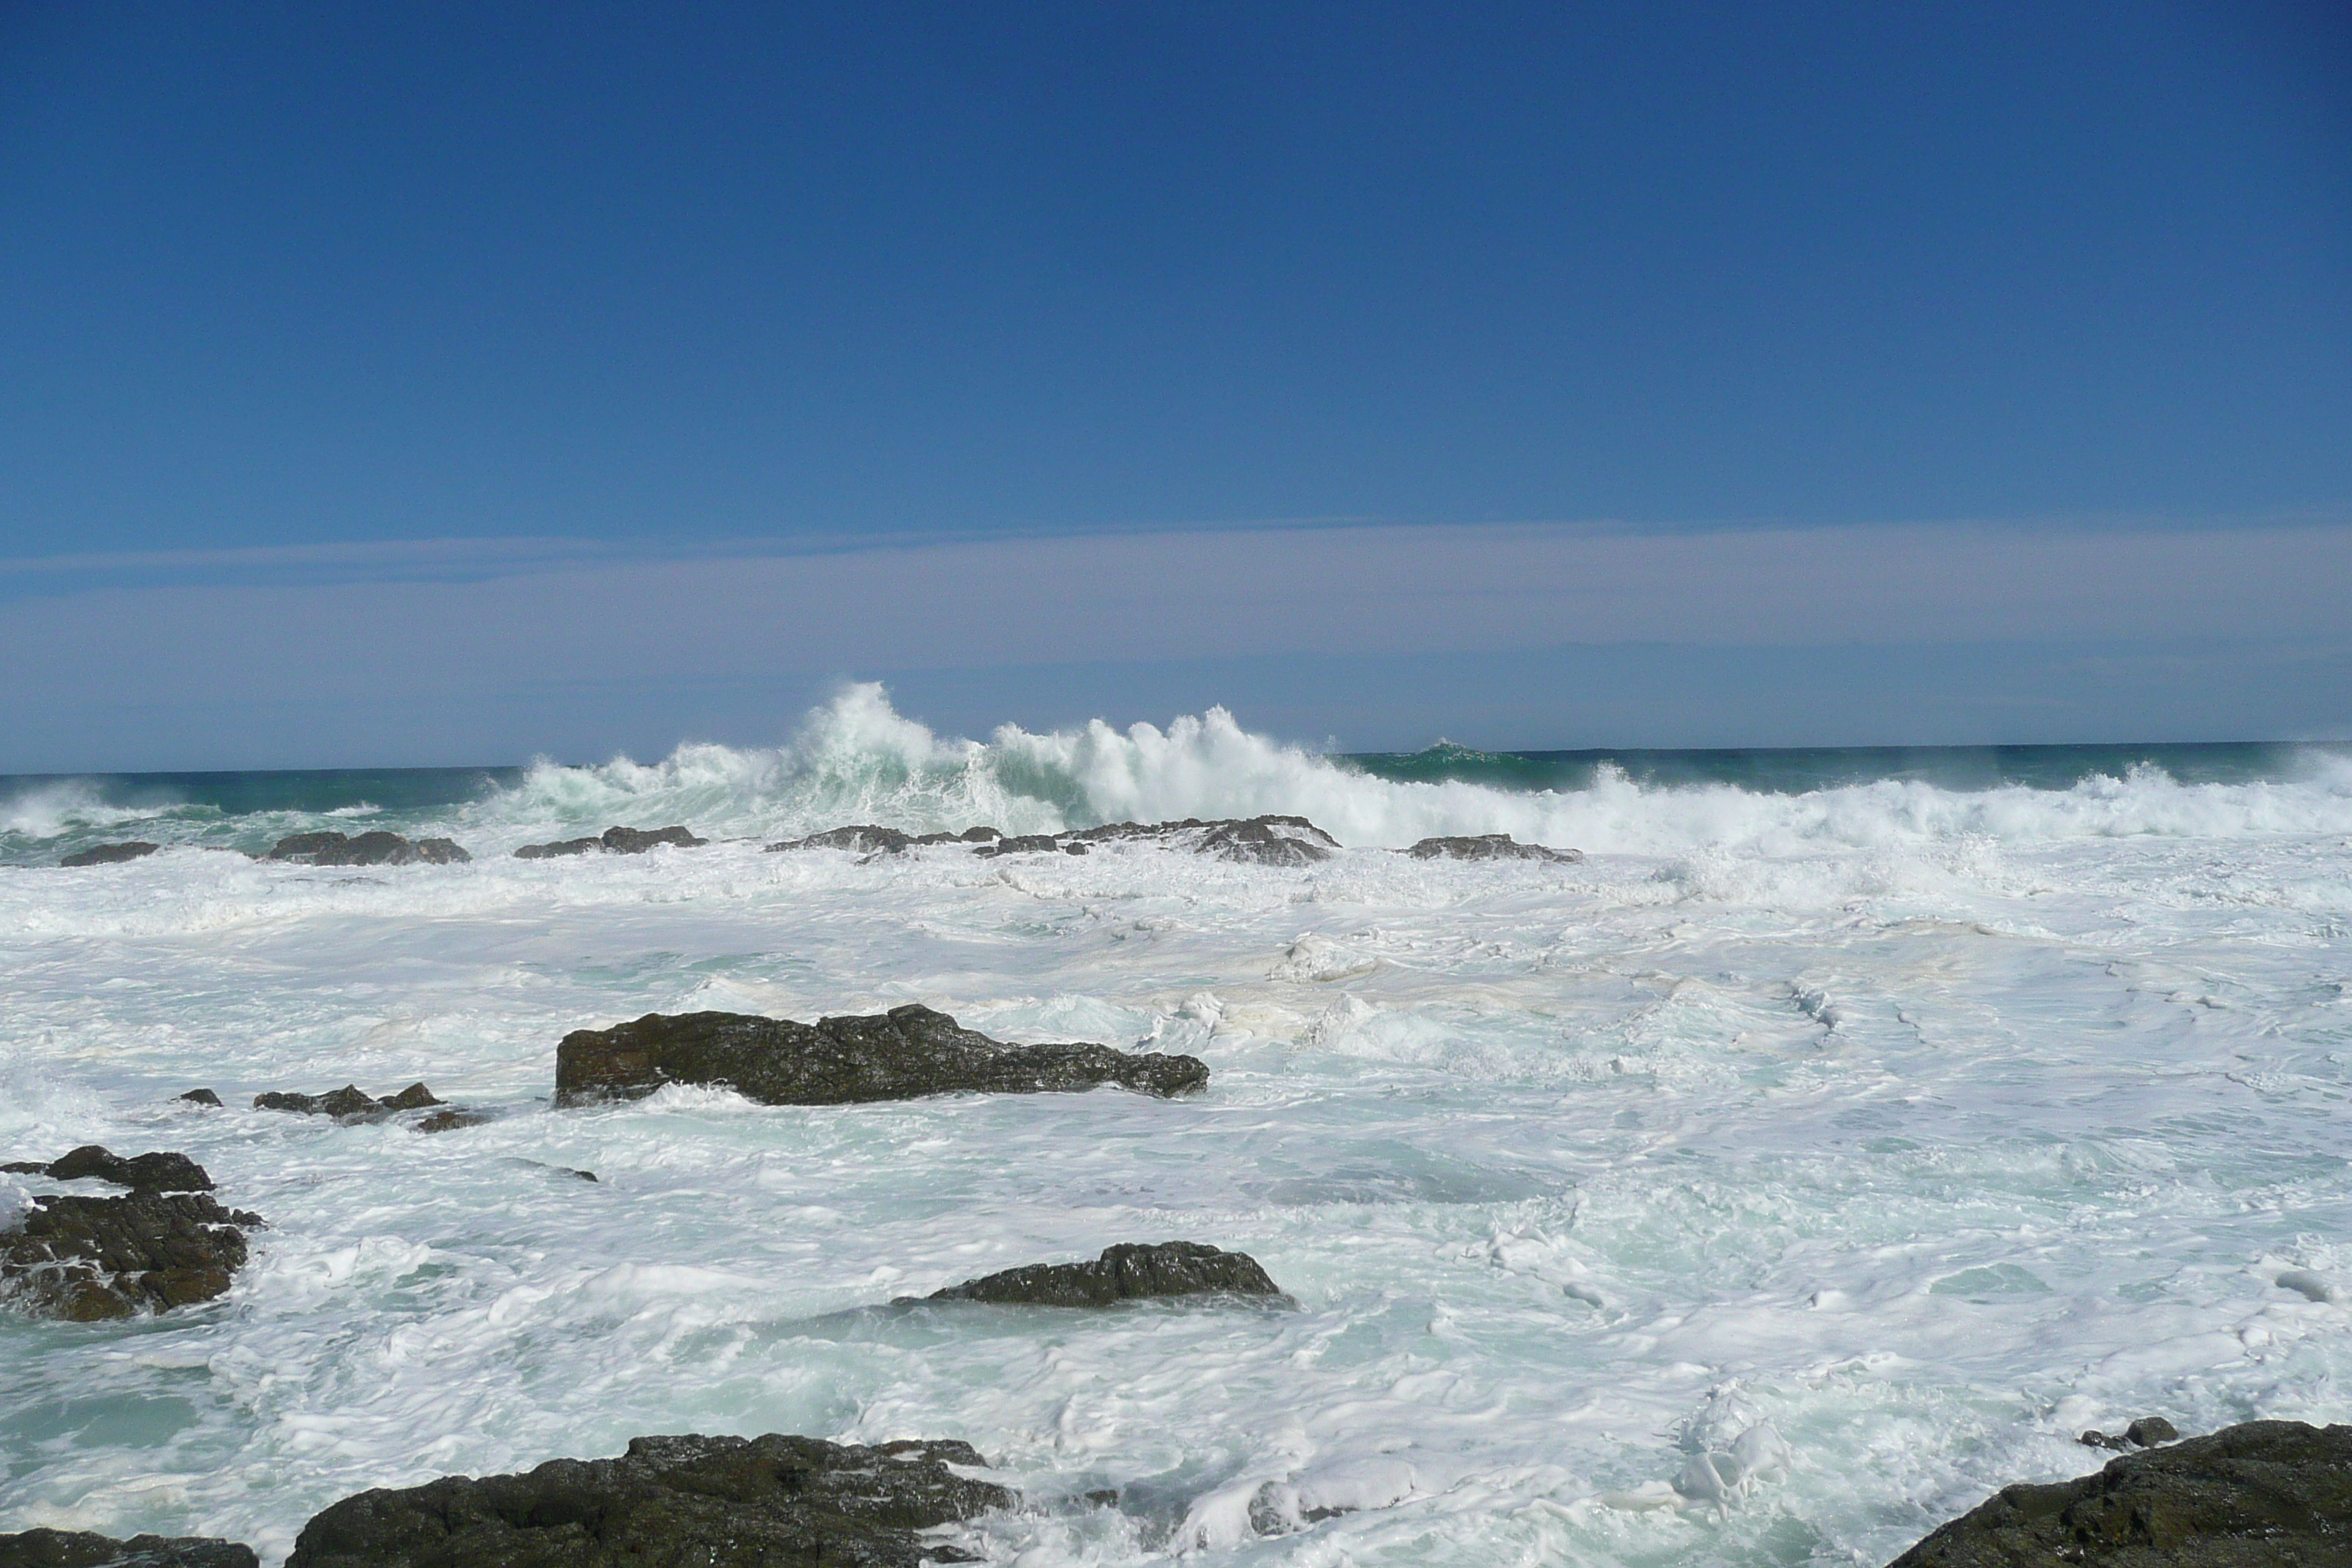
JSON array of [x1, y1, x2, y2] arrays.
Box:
[[0, 1147, 260, 1322], [250, 1082, 486, 1133], [0, 1529, 257, 1567], [555, 1003, 1207, 1107], [263, 832, 471, 867], [769, 814, 1344, 866], [514, 825, 706, 859]]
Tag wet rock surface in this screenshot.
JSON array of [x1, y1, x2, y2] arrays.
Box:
[[57, 842, 159, 869], [0, 1527, 260, 1568], [176, 1089, 223, 1107], [252, 1083, 483, 1130], [2081, 1416, 2181, 1451], [514, 825, 706, 859], [1886, 1420, 2352, 1568], [0, 1152, 260, 1320], [556, 1003, 1207, 1107], [766, 824, 915, 854], [928, 1242, 1283, 1307], [282, 1432, 1011, 1568], [264, 832, 471, 866], [4, 1146, 212, 1191], [769, 816, 1338, 864], [1403, 833, 1580, 862]]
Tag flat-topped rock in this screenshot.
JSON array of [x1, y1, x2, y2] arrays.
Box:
[[556, 1003, 1207, 1107], [58, 841, 159, 869], [1886, 1420, 2352, 1567], [0, 1152, 260, 1320], [265, 831, 471, 866], [514, 825, 706, 859], [0, 1527, 259, 1568], [929, 1241, 1283, 1306], [1403, 833, 1580, 862], [3, 1146, 212, 1191], [284, 1433, 1011, 1568]]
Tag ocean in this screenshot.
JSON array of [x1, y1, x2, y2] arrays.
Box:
[[3, 684, 2349, 1564]]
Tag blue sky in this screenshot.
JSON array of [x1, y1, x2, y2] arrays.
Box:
[[1, 2, 2347, 767]]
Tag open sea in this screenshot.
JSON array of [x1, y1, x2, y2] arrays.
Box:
[[4, 685, 2350, 1564]]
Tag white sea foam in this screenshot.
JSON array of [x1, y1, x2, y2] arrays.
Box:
[[1, 692, 2348, 1564]]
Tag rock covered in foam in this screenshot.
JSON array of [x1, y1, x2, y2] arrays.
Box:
[[0, 1150, 260, 1320], [766, 816, 1338, 864], [0, 1527, 259, 1567], [513, 825, 706, 859], [57, 841, 160, 868], [1886, 1420, 2352, 1567], [264, 831, 471, 866], [1403, 833, 1579, 862], [554, 1003, 1207, 1107], [927, 1242, 1284, 1306], [282, 1433, 1011, 1568]]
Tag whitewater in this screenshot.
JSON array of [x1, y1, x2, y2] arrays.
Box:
[[4, 685, 2351, 1565]]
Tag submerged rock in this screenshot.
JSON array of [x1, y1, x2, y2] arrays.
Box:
[[979, 833, 1080, 857], [1403, 833, 1580, 863], [766, 824, 915, 854], [555, 1003, 1207, 1107], [3, 1146, 212, 1191], [253, 1083, 480, 1128], [514, 825, 706, 859], [0, 1527, 259, 1568], [0, 1152, 260, 1320], [264, 831, 471, 866], [283, 1432, 1011, 1568], [176, 1089, 223, 1108], [57, 841, 159, 869], [1887, 1420, 2352, 1567], [766, 816, 1338, 864], [928, 1242, 1283, 1306]]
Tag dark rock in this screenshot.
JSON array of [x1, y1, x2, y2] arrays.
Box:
[[414, 1109, 490, 1134], [516, 826, 706, 859], [379, 1083, 443, 1111], [283, 1432, 1011, 1568], [977, 833, 1068, 857], [1887, 1420, 2352, 1568], [765, 825, 915, 855], [912, 826, 1003, 844], [254, 1084, 477, 1128], [265, 831, 470, 867], [0, 1526, 259, 1567], [3, 1146, 214, 1192], [176, 1089, 223, 1108], [58, 842, 159, 869], [555, 1003, 1207, 1107], [1050, 815, 1339, 865], [2127, 1417, 2181, 1447], [1, 1158, 260, 1320], [928, 1242, 1282, 1307], [1403, 833, 1580, 863]]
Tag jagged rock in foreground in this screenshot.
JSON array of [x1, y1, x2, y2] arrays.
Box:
[[284, 1433, 1011, 1568], [264, 831, 472, 866], [3, 1146, 212, 1191], [1886, 1420, 2352, 1568], [0, 1526, 259, 1568], [0, 1152, 260, 1320], [928, 1241, 1283, 1307], [556, 1003, 1207, 1107], [514, 825, 706, 859], [1403, 833, 1580, 863], [58, 841, 159, 869]]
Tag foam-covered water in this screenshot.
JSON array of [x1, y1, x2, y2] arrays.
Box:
[[3, 687, 2349, 1564]]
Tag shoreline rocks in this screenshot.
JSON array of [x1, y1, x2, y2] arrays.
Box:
[[0, 1529, 259, 1567], [252, 1082, 487, 1131], [1404, 833, 1580, 862], [927, 1242, 1284, 1307], [283, 1433, 1011, 1568], [555, 1003, 1207, 1107], [58, 841, 159, 868], [265, 831, 471, 866], [769, 815, 1340, 866], [515, 825, 705, 859], [0, 1150, 260, 1320], [1887, 1420, 2352, 1567]]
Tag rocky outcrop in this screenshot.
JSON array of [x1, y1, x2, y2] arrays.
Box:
[[979, 833, 1081, 857], [176, 1089, 222, 1108], [927, 1242, 1283, 1306], [251, 1083, 483, 1130], [0, 1151, 259, 1320], [1886, 1420, 2352, 1567], [4, 1147, 211, 1191], [1403, 833, 1580, 863], [766, 817, 1338, 864], [264, 831, 471, 867], [555, 1003, 1207, 1107], [58, 842, 159, 869], [766, 825, 1008, 854], [514, 826, 706, 859], [283, 1433, 1011, 1568], [0, 1527, 259, 1567]]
